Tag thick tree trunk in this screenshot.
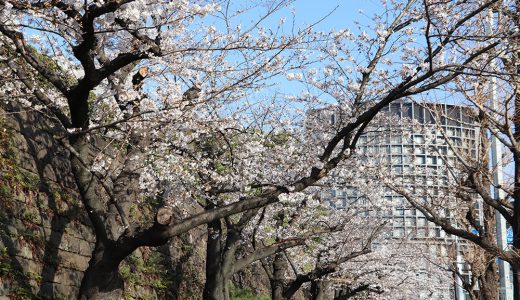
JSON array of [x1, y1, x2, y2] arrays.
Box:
[[513, 153, 520, 299], [479, 259, 499, 300], [203, 272, 226, 300], [220, 228, 240, 300], [475, 106, 500, 300], [512, 60, 520, 300], [78, 243, 124, 300], [223, 279, 231, 300], [204, 218, 226, 300], [204, 210, 243, 300], [71, 134, 125, 299], [512, 112, 520, 299], [271, 252, 286, 300], [512, 263, 520, 300], [310, 280, 330, 300], [479, 201, 499, 300]]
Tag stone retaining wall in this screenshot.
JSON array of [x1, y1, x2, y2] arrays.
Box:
[[0, 105, 206, 299]]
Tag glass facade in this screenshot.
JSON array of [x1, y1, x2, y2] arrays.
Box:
[[324, 100, 480, 299]]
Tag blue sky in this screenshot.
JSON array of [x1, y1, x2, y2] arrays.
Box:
[[222, 0, 384, 37], [229, 0, 393, 104], [290, 0, 382, 30]]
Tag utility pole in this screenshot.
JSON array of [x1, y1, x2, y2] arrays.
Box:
[[489, 7, 514, 300]]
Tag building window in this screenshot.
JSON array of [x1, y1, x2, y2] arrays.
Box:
[[415, 155, 426, 165], [414, 135, 425, 144], [394, 228, 405, 237], [391, 146, 402, 154]]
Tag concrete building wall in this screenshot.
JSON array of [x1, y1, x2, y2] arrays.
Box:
[[324, 101, 481, 299]]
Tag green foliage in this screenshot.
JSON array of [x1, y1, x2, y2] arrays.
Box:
[[120, 264, 139, 282], [229, 283, 270, 300], [121, 251, 173, 299], [302, 262, 314, 273], [88, 91, 96, 102], [26, 271, 43, 284], [195, 194, 207, 206], [215, 162, 231, 175], [264, 131, 292, 148], [0, 184, 12, 199], [0, 116, 77, 299], [11, 286, 38, 299], [0, 246, 38, 299], [0, 168, 40, 191], [0, 246, 12, 275], [19, 229, 44, 247], [0, 118, 40, 194], [27, 45, 76, 87]]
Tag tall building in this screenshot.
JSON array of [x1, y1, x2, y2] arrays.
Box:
[[321, 100, 504, 299]]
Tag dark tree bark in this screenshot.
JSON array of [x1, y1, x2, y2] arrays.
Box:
[[477, 184, 499, 300], [203, 211, 243, 300], [480, 258, 499, 300], [514, 191, 520, 299], [334, 284, 373, 300], [203, 206, 304, 300], [271, 252, 287, 300], [513, 89, 520, 299], [78, 243, 124, 300], [474, 108, 499, 300], [310, 280, 330, 300], [203, 218, 226, 300], [513, 263, 520, 300]]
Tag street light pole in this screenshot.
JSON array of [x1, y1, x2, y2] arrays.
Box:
[[488, 7, 514, 300]]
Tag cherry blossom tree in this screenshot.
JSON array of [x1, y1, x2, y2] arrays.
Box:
[[0, 0, 503, 298], [195, 124, 388, 300], [250, 178, 385, 300], [200, 190, 377, 300], [333, 242, 453, 300]]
